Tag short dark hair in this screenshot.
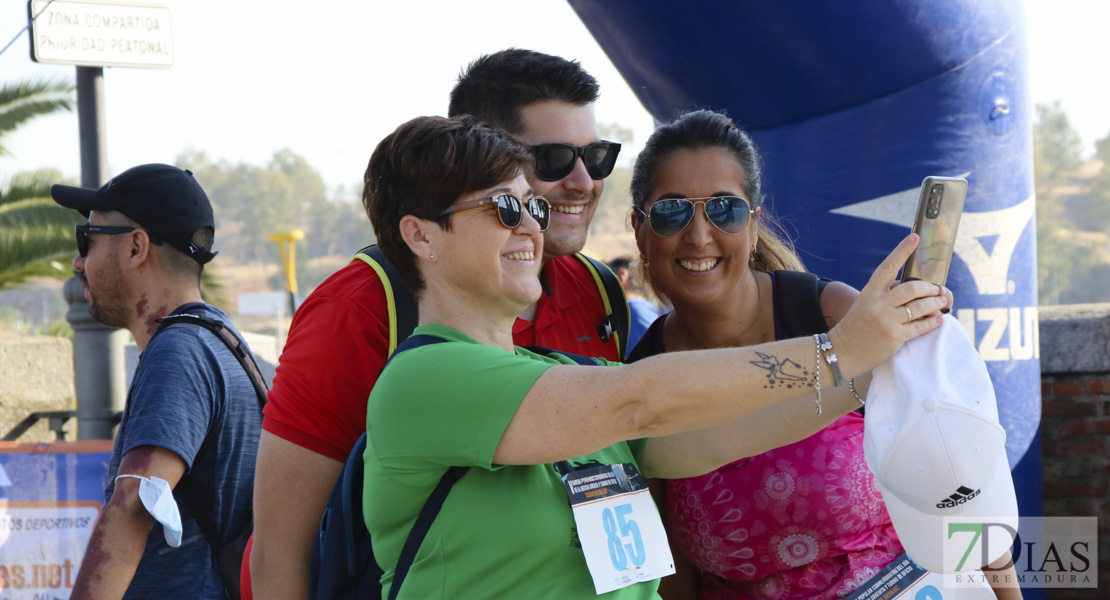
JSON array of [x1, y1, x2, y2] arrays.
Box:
[[606, 255, 632, 274], [630, 110, 804, 300], [157, 227, 212, 284], [448, 48, 600, 134], [114, 212, 210, 284], [363, 115, 532, 295]]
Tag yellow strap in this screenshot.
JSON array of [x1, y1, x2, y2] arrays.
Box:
[[352, 253, 399, 355], [573, 253, 623, 355]]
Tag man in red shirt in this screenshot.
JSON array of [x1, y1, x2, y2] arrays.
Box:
[[245, 49, 628, 599]]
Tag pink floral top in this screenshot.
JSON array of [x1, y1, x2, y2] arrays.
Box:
[[635, 273, 903, 599], [664, 411, 903, 599]]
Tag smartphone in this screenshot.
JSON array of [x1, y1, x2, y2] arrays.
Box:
[[900, 176, 967, 286]]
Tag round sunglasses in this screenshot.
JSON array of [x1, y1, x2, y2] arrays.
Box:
[[634, 196, 755, 238], [531, 141, 621, 182], [441, 193, 551, 231]]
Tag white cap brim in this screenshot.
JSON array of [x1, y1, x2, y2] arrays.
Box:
[[879, 443, 1018, 573]]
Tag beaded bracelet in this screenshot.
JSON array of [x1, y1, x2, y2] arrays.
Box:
[[848, 378, 865, 405], [816, 333, 844, 387], [812, 334, 823, 415]]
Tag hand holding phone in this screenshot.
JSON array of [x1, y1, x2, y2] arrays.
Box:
[[901, 176, 967, 286]]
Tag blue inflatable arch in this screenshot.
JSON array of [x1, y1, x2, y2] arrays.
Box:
[[571, 0, 1041, 542]]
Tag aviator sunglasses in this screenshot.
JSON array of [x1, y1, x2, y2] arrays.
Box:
[[634, 196, 755, 238], [531, 141, 621, 182], [441, 193, 551, 231], [75, 224, 143, 257]]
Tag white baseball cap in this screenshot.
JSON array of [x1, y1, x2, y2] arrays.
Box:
[[863, 315, 1018, 574]]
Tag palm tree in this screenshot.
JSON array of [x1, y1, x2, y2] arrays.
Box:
[[0, 76, 79, 290], [0, 76, 74, 157], [0, 76, 230, 306], [0, 168, 82, 289]]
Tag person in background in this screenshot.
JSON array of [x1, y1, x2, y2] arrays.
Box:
[[607, 254, 661, 352], [360, 113, 949, 599], [53, 164, 260, 599], [626, 109, 1015, 600], [246, 49, 628, 599]]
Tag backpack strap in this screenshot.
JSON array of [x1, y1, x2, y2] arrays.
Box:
[[155, 311, 269, 409], [389, 464, 467, 600], [353, 245, 419, 354], [152, 308, 267, 599], [370, 334, 467, 600], [624, 313, 667, 364], [572, 253, 630, 359], [523, 345, 602, 367], [772, 270, 833, 338]]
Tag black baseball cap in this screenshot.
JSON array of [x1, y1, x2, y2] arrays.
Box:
[[51, 163, 217, 264]]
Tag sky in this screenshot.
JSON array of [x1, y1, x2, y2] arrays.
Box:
[[2, 0, 1110, 193]]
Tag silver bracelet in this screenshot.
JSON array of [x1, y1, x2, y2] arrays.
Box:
[[848, 378, 865, 406], [817, 333, 844, 387], [812, 334, 823, 415]]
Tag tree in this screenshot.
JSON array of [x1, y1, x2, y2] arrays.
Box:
[[0, 169, 83, 289], [0, 77, 74, 157], [1084, 133, 1110, 232], [1033, 101, 1081, 194], [0, 77, 80, 289], [593, 122, 636, 234], [1032, 102, 1105, 304], [178, 148, 373, 291]]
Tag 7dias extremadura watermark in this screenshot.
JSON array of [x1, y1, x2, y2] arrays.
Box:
[[944, 516, 1097, 589]]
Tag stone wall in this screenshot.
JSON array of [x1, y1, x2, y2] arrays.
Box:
[[0, 332, 75, 442], [1039, 304, 1110, 599]]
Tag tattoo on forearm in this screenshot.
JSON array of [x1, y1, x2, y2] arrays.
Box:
[[750, 352, 811, 388]]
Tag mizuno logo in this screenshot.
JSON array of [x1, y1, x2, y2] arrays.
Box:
[[936, 485, 981, 509], [831, 179, 1034, 296]]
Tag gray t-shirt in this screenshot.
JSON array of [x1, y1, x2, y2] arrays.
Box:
[[105, 303, 261, 599]]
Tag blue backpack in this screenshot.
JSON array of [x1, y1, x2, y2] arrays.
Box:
[[309, 334, 460, 600], [308, 246, 602, 600]]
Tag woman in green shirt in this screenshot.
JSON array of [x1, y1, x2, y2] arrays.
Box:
[[360, 114, 950, 599]]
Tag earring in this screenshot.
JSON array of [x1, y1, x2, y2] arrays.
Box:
[[639, 254, 650, 268], [429, 253, 435, 260], [749, 244, 757, 265]]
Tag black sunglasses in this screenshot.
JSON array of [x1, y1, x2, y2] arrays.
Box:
[[531, 141, 621, 182], [441, 193, 551, 231], [634, 196, 755, 238], [75, 224, 139, 257]]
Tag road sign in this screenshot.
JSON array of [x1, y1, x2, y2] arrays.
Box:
[[29, 0, 173, 68]]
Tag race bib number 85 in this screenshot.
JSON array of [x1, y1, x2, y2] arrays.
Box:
[[563, 463, 674, 594]]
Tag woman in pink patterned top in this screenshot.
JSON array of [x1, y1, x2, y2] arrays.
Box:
[[626, 109, 903, 599]]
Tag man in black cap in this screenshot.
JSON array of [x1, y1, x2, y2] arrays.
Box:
[[53, 164, 261, 599]]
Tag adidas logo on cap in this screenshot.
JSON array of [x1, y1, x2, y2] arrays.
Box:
[[863, 316, 1019, 573], [935, 485, 981, 509]]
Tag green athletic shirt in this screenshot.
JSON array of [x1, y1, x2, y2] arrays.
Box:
[[364, 324, 657, 599]]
